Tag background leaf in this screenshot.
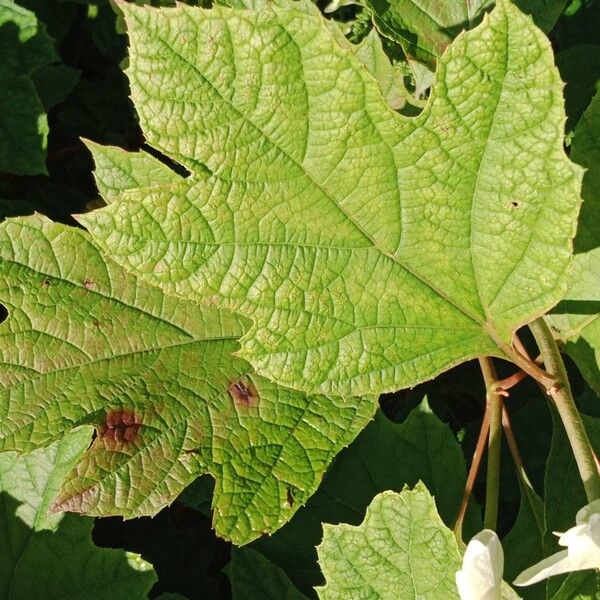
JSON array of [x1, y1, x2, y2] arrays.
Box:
[[0, 0, 59, 175], [226, 548, 309, 600], [0, 429, 157, 599], [356, 0, 564, 67], [351, 28, 410, 110], [547, 92, 600, 394]]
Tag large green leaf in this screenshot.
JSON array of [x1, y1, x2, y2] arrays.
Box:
[[547, 93, 600, 394], [82, 0, 582, 398], [0, 215, 374, 544], [0, 0, 58, 175], [316, 482, 462, 599], [0, 429, 156, 599]]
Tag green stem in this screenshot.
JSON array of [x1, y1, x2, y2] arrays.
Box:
[[530, 317, 600, 503], [479, 357, 502, 530]]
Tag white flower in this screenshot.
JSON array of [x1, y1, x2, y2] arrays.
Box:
[[456, 529, 504, 600], [514, 499, 600, 586], [323, 0, 357, 13]]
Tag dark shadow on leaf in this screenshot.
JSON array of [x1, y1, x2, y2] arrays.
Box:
[[93, 501, 231, 600], [551, 300, 600, 315], [0, 20, 51, 177], [0, 303, 8, 324], [140, 143, 192, 179], [564, 336, 600, 396], [0, 490, 155, 599], [2, 0, 143, 221]]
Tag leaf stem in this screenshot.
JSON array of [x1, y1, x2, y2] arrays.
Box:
[[496, 337, 556, 389], [454, 400, 490, 540], [479, 357, 503, 531], [529, 317, 600, 502]]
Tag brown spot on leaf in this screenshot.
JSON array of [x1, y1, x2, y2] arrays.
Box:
[[42, 280, 51, 287], [228, 378, 259, 407], [83, 280, 95, 289], [99, 409, 142, 446]]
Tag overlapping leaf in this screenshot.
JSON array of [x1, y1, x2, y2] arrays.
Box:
[[317, 483, 521, 600], [82, 0, 582, 397], [356, 0, 564, 67], [0, 429, 156, 599], [0, 215, 375, 544], [351, 29, 409, 110], [356, 0, 490, 66], [226, 548, 309, 600], [547, 93, 600, 393]]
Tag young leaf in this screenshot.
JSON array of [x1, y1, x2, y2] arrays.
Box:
[[316, 482, 463, 599], [82, 0, 582, 397], [547, 92, 600, 394], [226, 547, 309, 600], [0, 0, 58, 175], [0, 430, 157, 599], [0, 215, 375, 544]]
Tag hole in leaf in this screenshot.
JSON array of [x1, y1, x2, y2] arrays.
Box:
[[0, 304, 7, 324]]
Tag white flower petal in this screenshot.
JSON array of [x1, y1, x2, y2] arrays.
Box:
[[456, 530, 503, 600], [513, 550, 571, 586], [515, 500, 600, 587], [323, 0, 356, 13], [576, 499, 600, 525]]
